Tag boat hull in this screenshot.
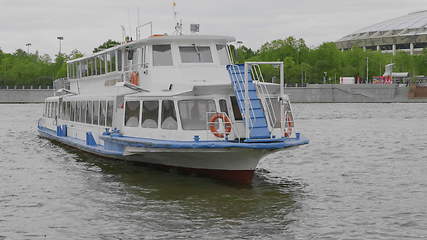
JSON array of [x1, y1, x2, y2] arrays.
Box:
[[37, 125, 308, 184]]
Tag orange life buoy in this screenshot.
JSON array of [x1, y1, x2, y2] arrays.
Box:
[[209, 113, 232, 138], [284, 113, 294, 137], [130, 72, 139, 85]]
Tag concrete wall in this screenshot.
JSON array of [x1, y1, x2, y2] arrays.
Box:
[[0, 89, 54, 103], [285, 84, 427, 103], [0, 85, 425, 103]]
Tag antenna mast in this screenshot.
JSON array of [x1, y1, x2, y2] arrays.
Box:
[[172, 2, 183, 35]]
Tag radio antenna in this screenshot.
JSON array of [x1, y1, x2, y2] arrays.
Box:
[[172, 2, 182, 35], [121, 25, 127, 43]]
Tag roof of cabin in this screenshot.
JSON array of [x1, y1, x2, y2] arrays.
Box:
[[67, 34, 236, 64]]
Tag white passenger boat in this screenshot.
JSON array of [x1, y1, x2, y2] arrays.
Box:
[[37, 32, 309, 184]]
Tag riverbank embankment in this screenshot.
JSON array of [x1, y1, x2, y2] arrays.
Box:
[[0, 89, 54, 103], [285, 84, 427, 103]]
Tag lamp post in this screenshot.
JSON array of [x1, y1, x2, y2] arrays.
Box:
[[57, 36, 64, 55], [25, 43, 31, 54], [366, 57, 369, 84]]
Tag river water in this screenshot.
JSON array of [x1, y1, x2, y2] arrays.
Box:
[[0, 103, 426, 239]]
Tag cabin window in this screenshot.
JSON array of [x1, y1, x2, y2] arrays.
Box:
[[106, 100, 114, 127], [46, 102, 50, 118], [178, 100, 216, 130], [86, 101, 93, 124], [49, 102, 53, 118], [87, 59, 93, 76], [179, 46, 213, 63], [230, 96, 243, 121], [131, 48, 139, 71], [100, 101, 107, 126], [93, 100, 99, 125], [161, 100, 177, 130], [53, 102, 57, 118], [117, 50, 122, 71], [124, 101, 140, 127], [98, 55, 105, 74], [216, 45, 230, 65], [70, 102, 75, 121], [60, 102, 65, 119], [140, 47, 145, 67], [106, 54, 111, 73], [81, 101, 87, 123], [219, 99, 229, 116], [65, 102, 70, 121], [141, 101, 159, 128], [78, 101, 82, 121], [153, 45, 173, 66], [110, 52, 116, 72]]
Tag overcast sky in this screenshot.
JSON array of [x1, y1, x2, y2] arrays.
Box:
[[0, 0, 425, 57]]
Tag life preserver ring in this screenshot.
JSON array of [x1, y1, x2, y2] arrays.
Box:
[[209, 113, 232, 138], [284, 113, 294, 137], [130, 72, 139, 85]]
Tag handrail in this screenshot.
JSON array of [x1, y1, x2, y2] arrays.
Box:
[[251, 65, 278, 129]]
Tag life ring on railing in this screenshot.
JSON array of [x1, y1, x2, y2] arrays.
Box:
[[284, 113, 294, 137], [209, 113, 232, 138], [130, 72, 139, 85]]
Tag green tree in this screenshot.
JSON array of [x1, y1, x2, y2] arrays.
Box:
[[93, 39, 120, 53]]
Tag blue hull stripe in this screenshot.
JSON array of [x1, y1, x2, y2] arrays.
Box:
[[38, 126, 309, 154], [100, 134, 309, 150]]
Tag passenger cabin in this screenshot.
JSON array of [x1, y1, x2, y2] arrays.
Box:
[[42, 35, 288, 144]]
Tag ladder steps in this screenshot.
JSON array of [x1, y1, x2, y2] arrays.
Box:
[[227, 64, 271, 139]]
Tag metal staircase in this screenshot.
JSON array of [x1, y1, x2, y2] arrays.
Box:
[[227, 64, 270, 139]]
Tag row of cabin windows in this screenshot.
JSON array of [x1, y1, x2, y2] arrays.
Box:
[[68, 44, 230, 79], [124, 98, 233, 130], [44, 100, 114, 127]]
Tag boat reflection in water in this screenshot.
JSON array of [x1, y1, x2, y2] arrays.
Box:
[[66, 146, 304, 222]]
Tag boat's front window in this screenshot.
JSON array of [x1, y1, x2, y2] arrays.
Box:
[[179, 46, 213, 63], [216, 45, 230, 65], [219, 99, 229, 116], [124, 101, 140, 127], [141, 101, 159, 128], [161, 100, 177, 130], [230, 96, 243, 121], [178, 100, 216, 130], [153, 45, 173, 66]]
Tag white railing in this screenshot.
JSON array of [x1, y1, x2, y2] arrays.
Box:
[[251, 64, 278, 129], [243, 62, 285, 138]]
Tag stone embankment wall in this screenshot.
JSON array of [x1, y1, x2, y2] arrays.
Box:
[[0, 89, 54, 103], [0, 84, 426, 103], [285, 84, 427, 103]]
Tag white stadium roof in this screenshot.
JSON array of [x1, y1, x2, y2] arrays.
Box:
[[339, 10, 427, 42], [356, 10, 427, 33]]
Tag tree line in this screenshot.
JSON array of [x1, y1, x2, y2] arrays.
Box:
[[0, 39, 118, 87], [1, 37, 426, 86], [233, 37, 427, 84]]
